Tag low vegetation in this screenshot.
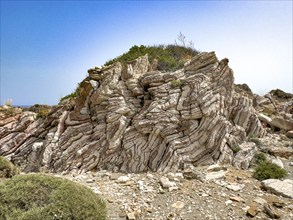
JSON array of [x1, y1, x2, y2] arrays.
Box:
[[36, 108, 50, 119], [247, 133, 261, 146], [105, 44, 199, 72], [59, 83, 81, 103], [253, 152, 267, 164], [23, 104, 51, 119], [270, 89, 293, 99], [0, 174, 107, 220], [170, 79, 183, 88], [0, 156, 19, 178], [0, 107, 20, 118], [252, 153, 287, 181], [232, 145, 242, 153]]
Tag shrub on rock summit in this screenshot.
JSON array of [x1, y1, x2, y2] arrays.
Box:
[[105, 44, 199, 71], [0, 174, 106, 220]]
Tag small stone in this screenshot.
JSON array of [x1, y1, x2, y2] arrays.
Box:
[[183, 168, 205, 181], [289, 162, 293, 166], [225, 200, 233, 205], [160, 176, 176, 189], [91, 187, 102, 194], [169, 186, 179, 192], [226, 183, 245, 191], [207, 164, 223, 172], [201, 193, 209, 197], [117, 175, 130, 183], [146, 207, 153, 213], [171, 201, 185, 209], [230, 196, 244, 203], [123, 180, 135, 186], [205, 170, 227, 180], [86, 178, 94, 183], [254, 197, 267, 205], [107, 198, 114, 203], [126, 212, 136, 220], [137, 180, 144, 191], [146, 173, 154, 179], [247, 204, 258, 217]]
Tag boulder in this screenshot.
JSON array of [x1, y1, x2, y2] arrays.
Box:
[[160, 176, 176, 189], [268, 117, 293, 131], [258, 113, 272, 124], [269, 147, 293, 159], [233, 142, 257, 169], [271, 157, 284, 169], [262, 179, 293, 199]]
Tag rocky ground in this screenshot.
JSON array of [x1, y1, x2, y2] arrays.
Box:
[[47, 132, 292, 220], [55, 158, 293, 220]]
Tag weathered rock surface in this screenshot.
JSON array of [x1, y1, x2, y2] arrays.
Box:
[[269, 117, 293, 131], [262, 179, 293, 199], [56, 166, 293, 220], [232, 142, 257, 169], [0, 52, 266, 173]]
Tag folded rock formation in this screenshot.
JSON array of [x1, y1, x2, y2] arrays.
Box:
[[0, 52, 266, 173]]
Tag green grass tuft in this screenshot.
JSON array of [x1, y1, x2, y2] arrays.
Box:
[[0, 174, 107, 220], [59, 84, 80, 103], [170, 79, 183, 88], [232, 145, 242, 153]]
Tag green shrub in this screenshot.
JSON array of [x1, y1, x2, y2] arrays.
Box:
[[253, 161, 287, 181], [0, 108, 16, 117], [0, 174, 107, 220], [105, 44, 199, 72], [36, 108, 50, 119], [0, 156, 19, 178], [170, 79, 183, 88], [254, 152, 267, 164], [248, 133, 261, 146], [232, 145, 242, 153]]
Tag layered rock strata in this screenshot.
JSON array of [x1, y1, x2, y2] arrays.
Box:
[[0, 52, 266, 173]]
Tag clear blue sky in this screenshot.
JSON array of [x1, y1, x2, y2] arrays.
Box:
[[1, 1, 292, 105]]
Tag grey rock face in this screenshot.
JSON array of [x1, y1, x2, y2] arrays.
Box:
[[0, 52, 266, 173], [232, 142, 257, 169]]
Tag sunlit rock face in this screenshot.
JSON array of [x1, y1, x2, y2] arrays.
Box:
[[0, 52, 266, 173]]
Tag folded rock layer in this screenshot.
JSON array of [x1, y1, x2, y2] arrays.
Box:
[[0, 52, 266, 173]]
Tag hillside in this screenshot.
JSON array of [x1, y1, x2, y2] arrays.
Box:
[[0, 47, 293, 219]]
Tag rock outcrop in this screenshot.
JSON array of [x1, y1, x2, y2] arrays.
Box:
[[0, 52, 266, 173]]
